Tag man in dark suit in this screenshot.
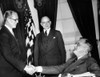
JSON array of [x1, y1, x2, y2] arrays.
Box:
[[34, 38, 100, 77], [0, 10, 35, 77], [33, 16, 66, 77]]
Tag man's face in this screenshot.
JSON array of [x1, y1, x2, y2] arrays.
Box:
[[7, 13, 18, 29], [73, 41, 88, 57], [40, 17, 51, 30]]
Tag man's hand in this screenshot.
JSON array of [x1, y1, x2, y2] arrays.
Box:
[[24, 64, 37, 75]]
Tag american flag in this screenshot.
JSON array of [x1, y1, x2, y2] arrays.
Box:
[[24, 3, 35, 65], [0, 7, 4, 29]]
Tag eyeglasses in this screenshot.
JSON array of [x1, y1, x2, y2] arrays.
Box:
[[8, 17, 18, 22], [41, 21, 50, 24]]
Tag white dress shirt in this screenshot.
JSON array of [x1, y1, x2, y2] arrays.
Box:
[[44, 28, 51, 36]]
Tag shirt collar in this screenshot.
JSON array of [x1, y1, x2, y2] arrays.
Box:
[[77, 54, 88, 60], [5, 24, 14, 36], [44, 28, 51, 35]]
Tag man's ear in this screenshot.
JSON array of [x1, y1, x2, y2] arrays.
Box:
[[49, 21, 51, 25], [40, 23, 43, 26]]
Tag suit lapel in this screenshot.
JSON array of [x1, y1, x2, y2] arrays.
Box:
[[47, 30, 54, 42], [40, 30, 54, 50], [63, 56, 88, 73], [46, 30, 56, 51], [39, 32, 47, 50], [3, 26, 15, 38], [2, 26, 19, 47]]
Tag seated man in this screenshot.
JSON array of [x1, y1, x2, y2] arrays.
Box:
[[33, 38, 100, 77]]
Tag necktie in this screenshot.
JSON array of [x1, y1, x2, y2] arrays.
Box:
[[45, 30, 47, 36]]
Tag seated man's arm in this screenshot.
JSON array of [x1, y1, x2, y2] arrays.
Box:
[[36, 63, 66, 74], [87, 58, 100, 77]]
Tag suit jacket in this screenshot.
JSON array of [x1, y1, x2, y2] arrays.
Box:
[[34, 29, 66, 66], [42, 55, 100, 77], [0, 26, 27, 77]]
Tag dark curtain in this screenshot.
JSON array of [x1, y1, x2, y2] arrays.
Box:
[[0, 0, 58, 55], [98, 0, 100, 39], [34, 0, 58, 31], [67, 0, 100, 65]]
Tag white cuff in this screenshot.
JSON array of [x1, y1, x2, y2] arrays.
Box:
[[24, 65, 27, 71], [58, 74, 62, 77], [36, 66, 43, 72]]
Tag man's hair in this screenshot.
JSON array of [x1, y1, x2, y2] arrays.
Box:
[[78, 38, 92, 53], [3, 10, 18, 25], [4, 10, 17, 18], [41, 16, 50, 22]]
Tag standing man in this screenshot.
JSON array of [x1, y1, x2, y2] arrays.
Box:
[[34, 16, 66, 77], [0, 10, 34, 77]]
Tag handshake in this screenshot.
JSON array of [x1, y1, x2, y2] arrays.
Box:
[[24, 64, 39, 75]]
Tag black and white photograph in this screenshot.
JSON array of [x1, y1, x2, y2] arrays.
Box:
[[0, 0, 100, 77]]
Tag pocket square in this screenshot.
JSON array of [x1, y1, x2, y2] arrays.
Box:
[[53, 37, 56, 39]]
